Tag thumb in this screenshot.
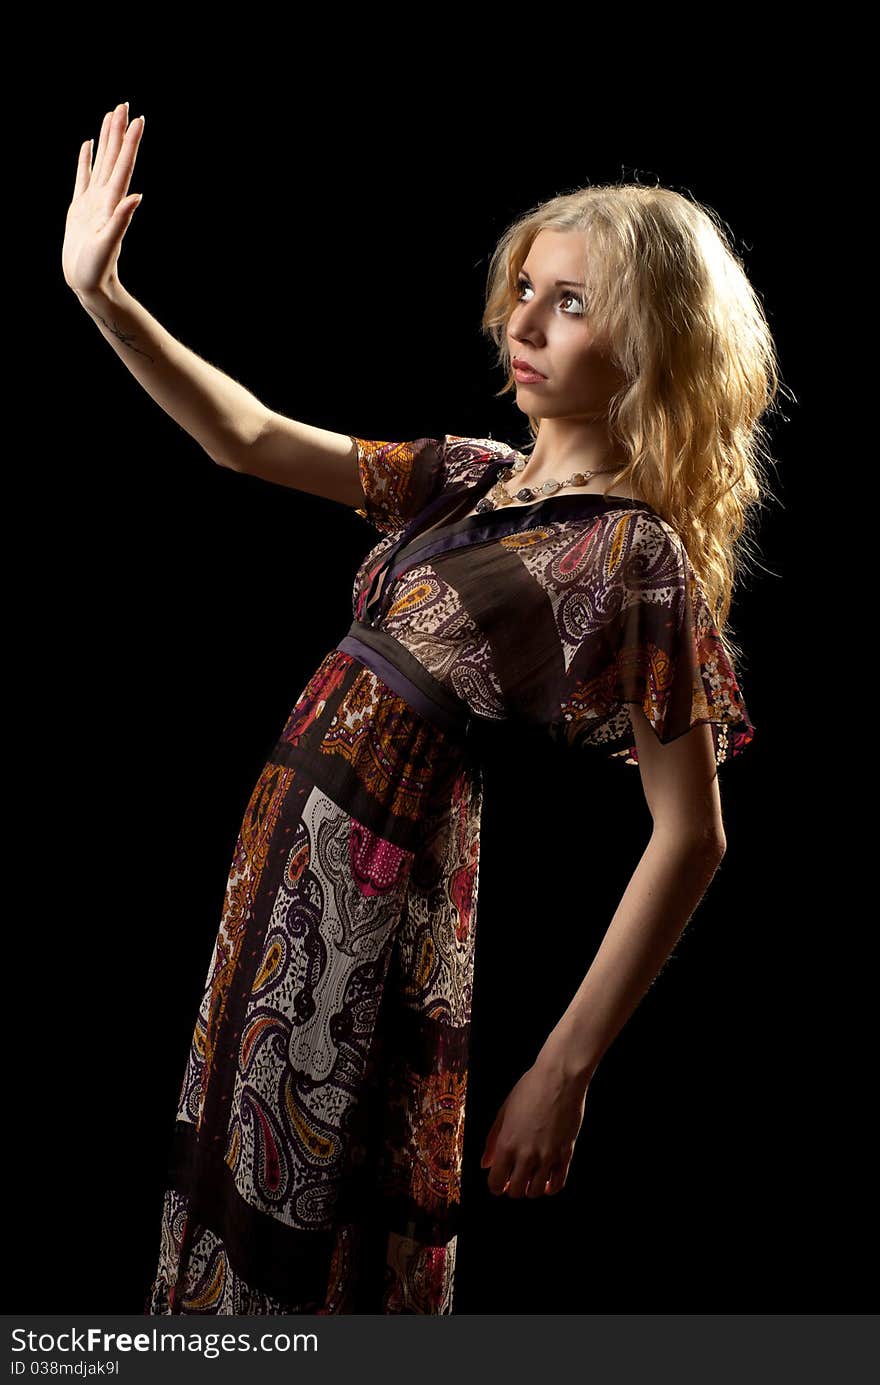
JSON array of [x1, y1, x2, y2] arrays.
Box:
[[480, 1107, 504, 1167], [117, 193, 142, 224]]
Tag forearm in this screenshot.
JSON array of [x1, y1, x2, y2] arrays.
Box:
[[73, 277, 269, 468], [539, 828, 726, 1086]]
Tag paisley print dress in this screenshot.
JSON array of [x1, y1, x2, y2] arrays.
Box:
[[145, 434, 755, 1317]]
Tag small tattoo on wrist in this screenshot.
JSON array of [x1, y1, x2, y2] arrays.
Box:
[[90, 309, 155, 363]]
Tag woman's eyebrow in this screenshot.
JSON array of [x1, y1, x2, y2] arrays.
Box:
[[518, 269, 586, 287]]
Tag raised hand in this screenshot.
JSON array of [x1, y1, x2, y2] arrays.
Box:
[[62, 101, 146, 301]]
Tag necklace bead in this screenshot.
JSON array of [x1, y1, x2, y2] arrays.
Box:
[[474, 458, 622, 514]]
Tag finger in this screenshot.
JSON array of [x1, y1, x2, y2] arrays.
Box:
[[487, 1151, 516, 1196], [481, 1127, 501, 1168], [104, 192, 142, 242], [107, 114, 145, 205], [73, 138, 93, 201], [97, 102, 129, 187], [91, 107, 115, 183], [544, 1165, 567, 1197], [505, 1158, 539, 1199], [481, 1107, 505, 1169], [525, 1163, 554, 1199], [121, 193, 143, 221]]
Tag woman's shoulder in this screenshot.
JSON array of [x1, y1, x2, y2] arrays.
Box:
[[442, 432, 518, 457], [439, 433, 517, 489], [605, 504, 689, 580], [620, 502, 684, 548]]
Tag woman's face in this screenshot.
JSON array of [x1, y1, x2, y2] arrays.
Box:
[[507, 229, 628, 421]]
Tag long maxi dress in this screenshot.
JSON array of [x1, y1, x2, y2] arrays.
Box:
[[145, 433, 756, 1316]]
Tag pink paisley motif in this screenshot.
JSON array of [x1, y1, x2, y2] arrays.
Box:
[[278, 652, 350, 747], [384, 1237, 451, 1314], [449, 848, 477, 945], [556, 517, 603, 578], [255, 1103, 282, 1193], [348, 818, 413, 897]]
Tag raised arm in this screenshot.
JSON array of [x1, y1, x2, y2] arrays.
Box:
[[62, 101, 362, 507]]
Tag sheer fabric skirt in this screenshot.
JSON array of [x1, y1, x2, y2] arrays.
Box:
[[144, 644, 482, 1315]]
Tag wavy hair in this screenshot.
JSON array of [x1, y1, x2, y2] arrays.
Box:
[[481, 182, 783, 666]]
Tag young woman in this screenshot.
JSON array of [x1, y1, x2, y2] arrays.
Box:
[[63, 103, 768, 1316]]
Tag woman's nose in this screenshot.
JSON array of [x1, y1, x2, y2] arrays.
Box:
[[512, 299, 547, 334]]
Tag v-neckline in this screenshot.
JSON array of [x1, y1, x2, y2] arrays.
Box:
[[361, 450, 661, 627], [435, 449, 659, 533], [387, 459, 661, 575], [457, 491, 656, 523]]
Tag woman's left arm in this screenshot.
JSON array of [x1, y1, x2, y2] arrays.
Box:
[[480, 707, 728, 1199]]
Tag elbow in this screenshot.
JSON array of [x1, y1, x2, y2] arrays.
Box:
[[705, 837, 727, 874], [208, 409, 274, 473], [706, 819, 727, 859], [212, 451, 246, 472], [652, 820, 727, 865], [694, 829, 727, 868], [207, 434, 256, 472]]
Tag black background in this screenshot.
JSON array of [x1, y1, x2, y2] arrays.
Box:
[[17, 41, 862, 1316]]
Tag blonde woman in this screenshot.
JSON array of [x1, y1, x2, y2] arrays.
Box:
[[63, 103, 768, 1316]]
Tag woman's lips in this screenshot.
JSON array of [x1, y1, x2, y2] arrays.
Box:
[[513, 364, 548, 383]]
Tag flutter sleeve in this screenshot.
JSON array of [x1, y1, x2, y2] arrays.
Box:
[[350, 435, 447, 537], [547, 511, 756, 767]]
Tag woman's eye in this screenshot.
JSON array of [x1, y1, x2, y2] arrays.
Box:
[[515, 281, 585, 315], [559, 292, 585, 315]]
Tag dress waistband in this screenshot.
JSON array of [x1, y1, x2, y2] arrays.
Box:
[[335, 620, 471, 739]]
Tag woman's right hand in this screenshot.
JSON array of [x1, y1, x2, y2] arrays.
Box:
[[62, 102, 145, 302]]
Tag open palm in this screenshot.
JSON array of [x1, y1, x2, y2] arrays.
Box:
[[62, 101, 145, 301]]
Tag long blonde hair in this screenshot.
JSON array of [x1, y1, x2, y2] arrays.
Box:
[[481, 182, 784, 666]]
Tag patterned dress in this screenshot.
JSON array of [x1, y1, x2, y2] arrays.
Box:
[[145, 434, 755, 1316]]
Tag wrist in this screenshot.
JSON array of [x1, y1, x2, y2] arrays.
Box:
[[535, 1027, 599, 1091], [75, 276, 126, 314]]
